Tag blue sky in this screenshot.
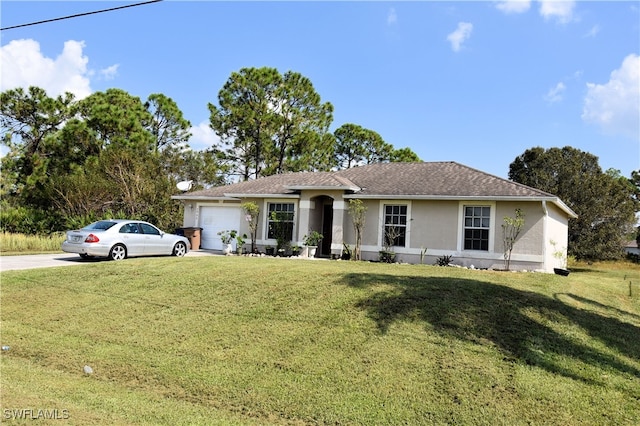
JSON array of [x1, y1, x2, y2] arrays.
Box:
[[1, 1, 638, 179]]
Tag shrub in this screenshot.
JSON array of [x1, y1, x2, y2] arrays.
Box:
[[435, 255, 453, 266]]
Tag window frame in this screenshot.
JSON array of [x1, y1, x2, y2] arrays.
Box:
[[381, 202, 409, 248], [462, 205, 492, 251], [266, 202, 295, 242]]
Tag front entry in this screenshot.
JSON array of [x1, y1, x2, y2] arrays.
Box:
[[321, 203, 333, 256]]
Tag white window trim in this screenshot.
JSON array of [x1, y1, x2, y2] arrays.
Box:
[[263, 200, 298, 244], [378, 200, 412, 248], [457, 201, 496, 253]]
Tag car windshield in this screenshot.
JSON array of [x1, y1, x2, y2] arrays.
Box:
[[83, 221, 118, 231]]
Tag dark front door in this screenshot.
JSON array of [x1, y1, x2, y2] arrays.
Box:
[[321, 204, 333, 256]]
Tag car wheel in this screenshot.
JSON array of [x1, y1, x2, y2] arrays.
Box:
[[173, 241, 187, 257], [109, 244, 127, 261]]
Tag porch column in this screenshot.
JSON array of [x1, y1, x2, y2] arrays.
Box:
[[331, 200, 346, 256], [298, 198, 312, 245]]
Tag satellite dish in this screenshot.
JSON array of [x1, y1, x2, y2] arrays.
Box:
[[176, 180, 193, 192]]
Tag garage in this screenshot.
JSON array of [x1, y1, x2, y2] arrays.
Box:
[[199, 206, 242, 250]]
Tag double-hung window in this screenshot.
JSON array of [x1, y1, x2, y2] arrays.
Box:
[[463, 206, 490, 250], [267, 202, 295, 241], [384, 204, 407, 247]]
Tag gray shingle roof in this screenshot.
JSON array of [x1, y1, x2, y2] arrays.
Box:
[[180, 161, 557, 199]]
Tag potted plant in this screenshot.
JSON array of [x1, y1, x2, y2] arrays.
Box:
[[217, 230, 237, 255], [303, 231, 323, 257], [236, 233, 248, 255]]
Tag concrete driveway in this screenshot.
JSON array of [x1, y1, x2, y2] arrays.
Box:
[[0, 250, 218, 272]]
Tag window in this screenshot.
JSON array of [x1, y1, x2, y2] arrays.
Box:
[[464, 206, 490, 250], [119, 223, 140, 234], [384, 204, 407, 247], [139, 223, 161, 235], [267, 203, 295, 241]]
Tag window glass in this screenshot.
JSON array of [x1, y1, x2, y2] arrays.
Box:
[[119, 223, 140, 234], [267, 203, 295, 241], [384, 204, 407, 247], [84, 221, 117, 231], [139, 223, 161, 235], [463, 206, 490, 251]]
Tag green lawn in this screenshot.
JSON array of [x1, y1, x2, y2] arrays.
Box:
[[1, 257, 639, 425]]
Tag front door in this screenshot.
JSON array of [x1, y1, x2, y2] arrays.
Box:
[[321, 203, 333, 256]]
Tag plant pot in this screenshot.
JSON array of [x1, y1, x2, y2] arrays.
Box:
[[307, 246, 317, 258], [223, 244, 233, 255], [554, 268, 570, 276]]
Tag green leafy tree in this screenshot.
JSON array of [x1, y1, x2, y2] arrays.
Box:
[[209, 67, 282, 180], [509, 146, 639, 260], [0, 87, 76, 209], [334, 123, 420, 169], [390, 147, 421, 163], [209, 67, 333, 180], [333, 123, 368, 169], [267, 71, 334, 175]]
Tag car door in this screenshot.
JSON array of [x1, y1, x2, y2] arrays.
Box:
[[139, 223, 165, 255], [118, 223, 146, 256]]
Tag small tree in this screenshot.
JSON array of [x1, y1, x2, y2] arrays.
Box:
[[242, 202, 260, 253], [270, 211, 291, 254], [380, 224, 402, 263], [502, 208, 525, 270], [348, 199, 367, 260]]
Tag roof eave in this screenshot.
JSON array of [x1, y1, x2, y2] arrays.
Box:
[[224, 193, 300, 199], [171, 195, 240, 201]]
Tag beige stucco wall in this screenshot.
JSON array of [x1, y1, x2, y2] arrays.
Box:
[[545, 202, 570, 271], [410, 200, 459, 251], [180, 194, 569, 271]]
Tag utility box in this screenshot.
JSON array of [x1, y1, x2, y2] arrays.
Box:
[[181, 227, 202, 250]]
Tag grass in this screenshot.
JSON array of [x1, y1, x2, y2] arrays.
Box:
[[1, 256, 639, 425], [0, 232, 66, 255]]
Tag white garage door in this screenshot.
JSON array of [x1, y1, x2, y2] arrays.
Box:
[[199, 206, 242, 250]]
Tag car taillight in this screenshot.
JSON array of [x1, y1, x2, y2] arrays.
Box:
[[85, 234, 99, 243]]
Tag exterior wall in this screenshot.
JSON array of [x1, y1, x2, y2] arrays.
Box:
[[345, 199, 554, 271], [544, 202, 570, 272], [180, 194, 569, 271]]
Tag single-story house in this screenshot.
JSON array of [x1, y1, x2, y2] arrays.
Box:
[[172, 161, 577, 272]]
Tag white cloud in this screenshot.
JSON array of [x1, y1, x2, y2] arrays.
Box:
[[189, 121, 221, 151], [539, 0, 575, 24], [1, 39, 92, 99], [447, 22, 473, 52], [544, 82, 566, 103], [387, 8, 397, 26], [99, 64, 119, 80], [1, 38, 119, 100], [495, 0, 531, 14], [582, 54, 640, 140], [583, 24, 600, 38]]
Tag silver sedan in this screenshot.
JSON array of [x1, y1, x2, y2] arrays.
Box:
[[62, 220, 190, 261]]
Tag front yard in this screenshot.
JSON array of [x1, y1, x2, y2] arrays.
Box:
[[1, 257, 638, 424]]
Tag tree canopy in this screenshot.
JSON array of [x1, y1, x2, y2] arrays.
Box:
[[509, 146, 639, 260], [2, 67, 420, 234], [1, 87, 222, 233]]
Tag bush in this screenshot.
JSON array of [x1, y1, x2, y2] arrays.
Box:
[[435, 255, 453, 266]]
